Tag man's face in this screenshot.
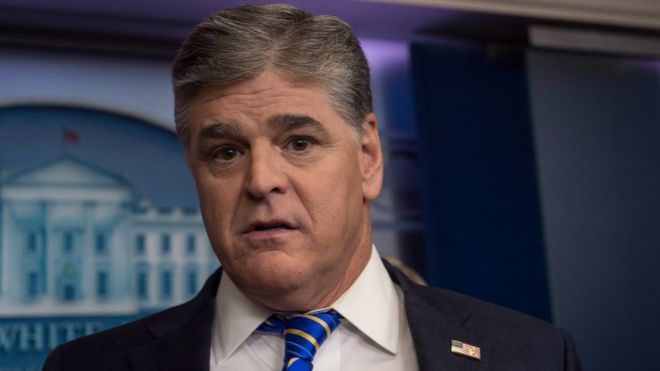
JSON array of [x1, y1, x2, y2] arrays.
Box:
[[186, 70, 382, 309]]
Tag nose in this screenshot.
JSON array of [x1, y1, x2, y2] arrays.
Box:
[[243, 145, 289, 200]]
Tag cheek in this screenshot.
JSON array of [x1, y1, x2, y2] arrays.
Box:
[[194, 175, 236, 242], [324, 161, 363, 202], [194, 170, 239, 212], [298, 162, 364, 233], [199, 191, 237, 269]]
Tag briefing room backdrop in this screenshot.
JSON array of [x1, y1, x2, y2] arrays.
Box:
[[1, 4, 660, 371]]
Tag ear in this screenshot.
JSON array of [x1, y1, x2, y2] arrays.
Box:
[[360, 113, 384, 201]]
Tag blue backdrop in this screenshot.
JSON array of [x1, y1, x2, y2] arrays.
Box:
[[410, 43, 551, 321]]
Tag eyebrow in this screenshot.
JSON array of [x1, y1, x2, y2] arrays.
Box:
[[197, 114, 326, 141], [197, 121, 243, 141], [267, 114, 326, 134]]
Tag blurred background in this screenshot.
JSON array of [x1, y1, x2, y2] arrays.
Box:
[[0, 0, 658, 370]]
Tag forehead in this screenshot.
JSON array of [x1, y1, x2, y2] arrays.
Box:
[[194, 71, 332, 117], [184, 69, 360, 145]]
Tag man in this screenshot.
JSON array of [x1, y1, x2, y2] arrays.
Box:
[[43, 4, 581, 370]]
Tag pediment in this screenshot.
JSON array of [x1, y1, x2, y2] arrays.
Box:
[[3, 156, 129, 189]]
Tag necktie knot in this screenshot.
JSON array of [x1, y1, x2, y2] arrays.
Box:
[[258, 310, 341, 371]]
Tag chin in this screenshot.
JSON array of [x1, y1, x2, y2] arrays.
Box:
[[235, 253, 312, 292]]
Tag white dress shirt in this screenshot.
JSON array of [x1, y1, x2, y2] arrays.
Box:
[[210, 245, 419, 371]]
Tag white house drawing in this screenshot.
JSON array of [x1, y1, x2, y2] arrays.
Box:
[[0, 156, 217, 317]]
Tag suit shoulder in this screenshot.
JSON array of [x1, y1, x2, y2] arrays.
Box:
[[404, 284, 581, 369], [410, 284, 565, 335], [44, 270, 220, 370], [43, 298, 203, 370]]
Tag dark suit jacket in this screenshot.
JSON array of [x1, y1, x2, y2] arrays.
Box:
[[43, 263, 581, 370]]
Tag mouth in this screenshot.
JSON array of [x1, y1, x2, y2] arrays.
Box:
[[242, 220, 298, 236]]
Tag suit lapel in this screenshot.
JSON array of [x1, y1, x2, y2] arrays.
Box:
[[384, 261, 488, 371], [128, 269, 221, 371]]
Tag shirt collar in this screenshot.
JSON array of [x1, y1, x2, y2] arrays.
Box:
[[212, 245, 400, 362], [332, 245, 400, 354], [212, 270, 272, 363]]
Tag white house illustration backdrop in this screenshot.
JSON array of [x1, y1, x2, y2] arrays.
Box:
[[0, 156, 218, 317]]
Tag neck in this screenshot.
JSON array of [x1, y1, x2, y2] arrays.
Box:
[[298, 242, 372, 312]]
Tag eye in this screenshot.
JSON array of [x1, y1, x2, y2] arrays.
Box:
[[212, 146, 243, 161], [287, 137, 315, 152]]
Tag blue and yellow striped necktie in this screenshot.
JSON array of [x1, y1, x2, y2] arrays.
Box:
[[257, 310, 341, 371]]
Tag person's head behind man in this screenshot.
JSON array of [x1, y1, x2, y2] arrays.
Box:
[[172, 3, 383, 313]]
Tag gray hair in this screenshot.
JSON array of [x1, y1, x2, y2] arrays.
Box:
[[172, 3, 372, 146]]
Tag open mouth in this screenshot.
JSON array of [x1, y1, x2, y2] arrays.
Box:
[[243, 220, 296, 234]]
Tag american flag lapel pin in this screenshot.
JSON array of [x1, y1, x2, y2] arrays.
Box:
[[451, 339, 481, 360]]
